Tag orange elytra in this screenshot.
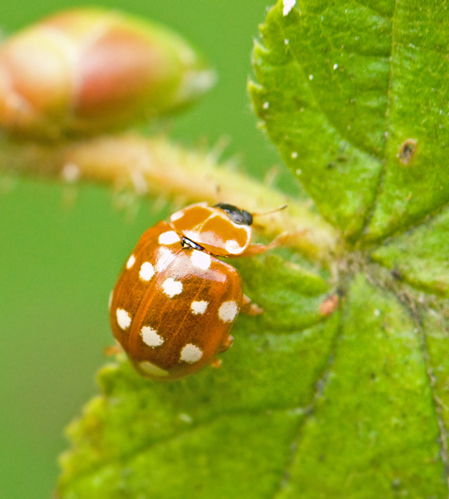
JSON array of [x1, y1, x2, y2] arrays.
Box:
[[109, 202, 282, 380]]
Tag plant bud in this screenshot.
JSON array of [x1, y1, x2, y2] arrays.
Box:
[[0, 8, 215, 138]]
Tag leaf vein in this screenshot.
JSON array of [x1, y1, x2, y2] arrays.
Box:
[[271, 303, 345, 498], [367, 194, 449, 252], [361, 0, 397, 235], [347, 0, 392, 19], [418, 322, 449, 493], [365, 265, 449, 493]]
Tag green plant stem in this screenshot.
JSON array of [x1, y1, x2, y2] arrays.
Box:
[[0, 132, 338, 264]]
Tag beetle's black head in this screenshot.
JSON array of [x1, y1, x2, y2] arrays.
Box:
[[214, 203, 253, 226]]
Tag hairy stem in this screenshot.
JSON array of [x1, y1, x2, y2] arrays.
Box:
[[0, 132, 338, 264]]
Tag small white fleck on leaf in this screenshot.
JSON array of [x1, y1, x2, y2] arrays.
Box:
[[179, 413, 193, 424], [283, 0, 296, 16]]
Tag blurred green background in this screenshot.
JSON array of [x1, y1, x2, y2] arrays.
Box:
[[0, 1, 297, 497]]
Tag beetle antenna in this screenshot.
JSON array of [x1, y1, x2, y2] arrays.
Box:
[[252, 204, 288, 218]]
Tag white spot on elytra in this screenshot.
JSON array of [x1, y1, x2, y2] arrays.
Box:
[[283, 0, 296, 16], [162, 278, 183, 297], [225, 240, 242, 254], [140, 326, 164, 347], [138, 361, 169, 377], [180, 343, 203, 363], [170, 210, 184, 222], [333, 63, 339, 70], [156, 246, 175, 272], [191, 300, 209, 315], [263, 101, 269, 109], [116, 308, 132, 330], [108, 290, 113, 311], [126, 254, 136, 269], [309, 74, 314, 80], [291, 151, 298, 159], [158, 231, 180, 245], [218, 301, 238, 323], [183, 230, 201, 243], [139, 262, 155, 281], [191, 250, 211, 270]]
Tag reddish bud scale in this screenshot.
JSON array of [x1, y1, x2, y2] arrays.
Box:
[[109, 203, 260, 381], [0, 9, 214, 138]]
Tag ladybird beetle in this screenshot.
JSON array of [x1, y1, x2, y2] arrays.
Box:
[[109, 202, 278, 381]]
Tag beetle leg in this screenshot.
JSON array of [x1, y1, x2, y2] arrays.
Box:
[[238, 231, 305, 257], [104, 344, 122, 356], [238, 232, 287, 257], [240, 294, 263, 315], [238, 242, 276, 257], [212, 335, 234, 368], [217, 334, 234, 353], [210, 358, 223, 369]]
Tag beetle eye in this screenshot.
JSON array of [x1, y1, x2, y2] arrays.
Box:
[[214, 203, 253, 226]]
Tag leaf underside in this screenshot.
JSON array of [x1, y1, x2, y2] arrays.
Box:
[[59, 1, 449, 497]]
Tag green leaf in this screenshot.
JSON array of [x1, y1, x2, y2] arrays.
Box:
[[277, 274, 446, 497], [59, 255, 340, 497], [422, 301, 449, 440], [372, 205, 449, 297], [59, 0, 449, 496], [250, 0, 389, 238], [250, 0, 449, 241]]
